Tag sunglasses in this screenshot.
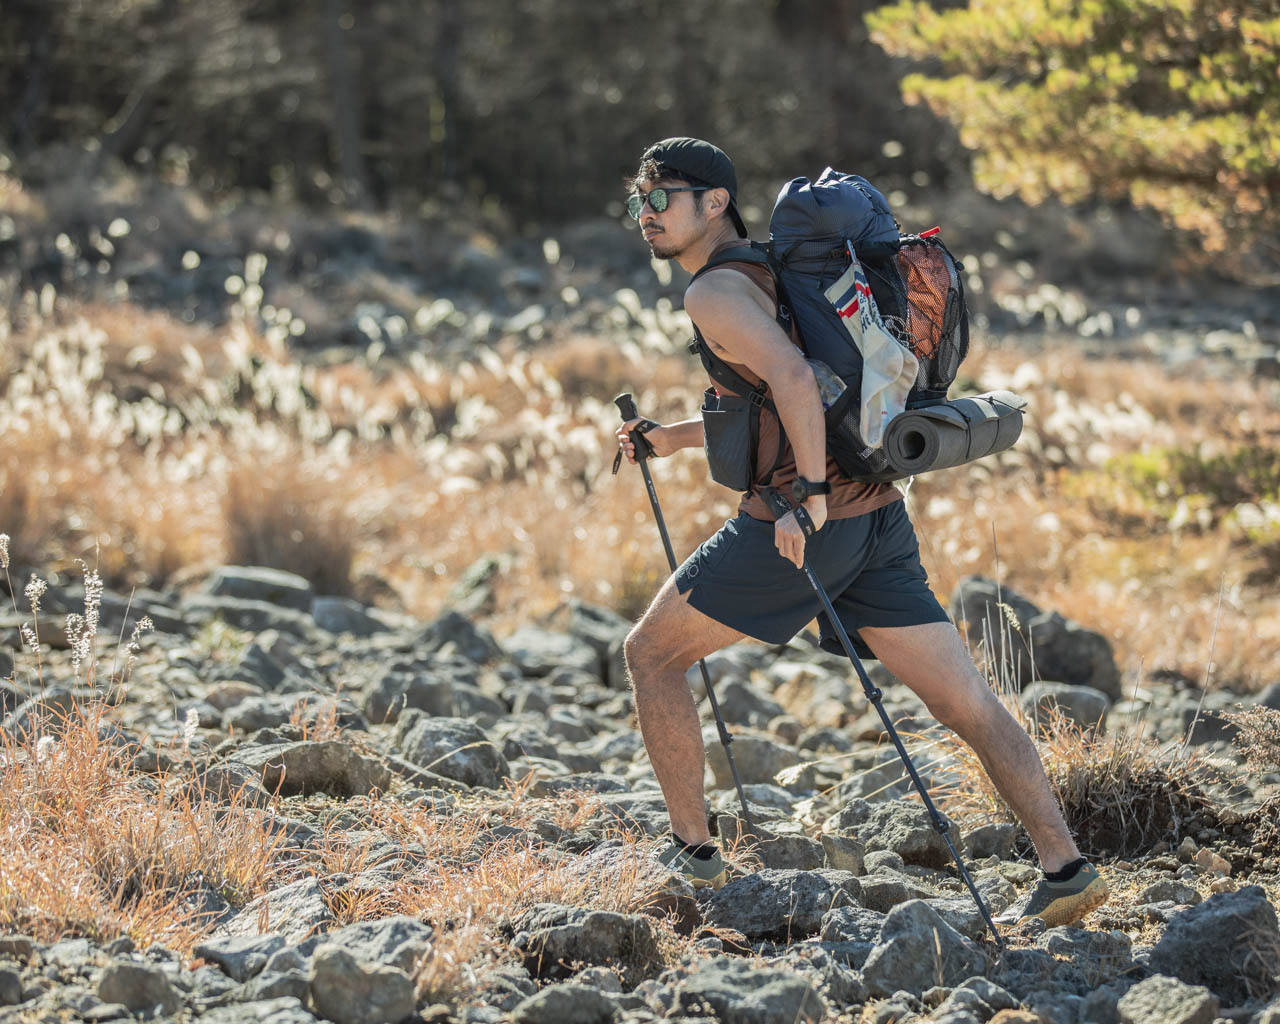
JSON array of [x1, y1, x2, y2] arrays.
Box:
[[626, 186, 708, 220]]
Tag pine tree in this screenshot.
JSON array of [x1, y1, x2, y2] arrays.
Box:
[[868, 0, 1280, 274]]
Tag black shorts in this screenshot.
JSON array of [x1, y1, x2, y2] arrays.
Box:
[[674, 498, 950, 659]]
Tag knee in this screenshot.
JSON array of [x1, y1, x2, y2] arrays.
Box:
[[623, 625, 659, 689], [925, 677, 1005, 738]]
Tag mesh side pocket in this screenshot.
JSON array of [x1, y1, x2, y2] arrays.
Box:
[[701, 388, 755, 492], [896, 236, 969, 398]]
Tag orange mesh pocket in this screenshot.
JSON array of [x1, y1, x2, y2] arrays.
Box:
[[896, 244, 950, 360]]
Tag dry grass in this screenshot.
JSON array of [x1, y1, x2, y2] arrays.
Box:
[[1225, 706, 1280, 775], [2, 294, 1278, 690], [937, 703, 1223, 861], [0, 702, 290, 951]]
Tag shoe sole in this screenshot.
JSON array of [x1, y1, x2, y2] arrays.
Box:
[[686, 870, 727, 891], [1001, 876, 1110, 929]]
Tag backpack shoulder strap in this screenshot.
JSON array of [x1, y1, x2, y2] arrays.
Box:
[[689, 241, 775, 284]]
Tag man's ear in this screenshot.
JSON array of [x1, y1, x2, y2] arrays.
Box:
[[706, 187, 731, 220]]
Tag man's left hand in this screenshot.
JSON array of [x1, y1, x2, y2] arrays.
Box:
[[775, 498, 827, 568]]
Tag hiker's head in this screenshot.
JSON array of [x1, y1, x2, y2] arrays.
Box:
[[628, 138, 747, 251]]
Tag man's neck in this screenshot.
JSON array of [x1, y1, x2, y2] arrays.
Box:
[[677, 222, 744, 277]]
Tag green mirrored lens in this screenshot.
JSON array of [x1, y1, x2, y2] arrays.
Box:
[[648, 188, 669, 212], [626, 194, 644, 219]]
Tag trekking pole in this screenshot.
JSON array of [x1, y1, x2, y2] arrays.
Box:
[[762, 487, 1006, 950], [613, 393, 756, 833]]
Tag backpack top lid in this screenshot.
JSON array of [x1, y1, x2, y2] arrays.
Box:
[[769, 168, 900, 264]]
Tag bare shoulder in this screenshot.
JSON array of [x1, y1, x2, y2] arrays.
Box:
[[684, 266, 773, 327]]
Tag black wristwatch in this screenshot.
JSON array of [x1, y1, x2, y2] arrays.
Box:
[[791, 477, 832, 504]]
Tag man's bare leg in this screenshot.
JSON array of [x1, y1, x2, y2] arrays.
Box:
[[859, 620, 1081, 872], [624, 574, 747, 845]]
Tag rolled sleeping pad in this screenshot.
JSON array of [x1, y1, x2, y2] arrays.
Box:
[[881, 390, 1027, 476]]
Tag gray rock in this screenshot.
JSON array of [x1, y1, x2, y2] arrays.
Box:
[[934, 976, 1019, 1020], [361, 667, 455, 724], [96, 961, 182, 1019], [206, 566, 314, 611], [194, 761, 274, 807], [964, 823, 1016, 860], [0, 650, 13, 682], [0, 967, 21, 1006], [183, 594, 315, 637], [234, 642, 288, 689], [861, 800, 953, 869], [519, 907, 660, 983], [311, 597, 386, 637], [1138, 879, 1200, 906], [1029, 611, 1122, 700], [701, 677, 787, 729], [1116, 974, 1219, 1024], [717, 817, 824, 870], [859, 875, 912, 913], [1256, 681, 1280, 711], [0, 935, 36, 960], [544, 600, 631, 682], [704, 730, 801, 788], [512, 983, 619, 1024], [222, 694, 308, 732], [307, 944, 416, 1024], [861, 900, 989, 998], [1147, 884, 1280, 1004], [1021, 680, 1111, 731], [704, 869, 861, 940], [528, 772, 631, 797], [324, 916, 433, 975], [949, 576, 1042, 677], [669, 957, 825, 1024], [1037, 927, 1133, 979], [218, 878, 335, 943], [394, 712, 509, 789], [506, 626, 599, 677], [193, 934, 287, 982], [198, 995, 318, 1023], [1256, 994, 1280, 1024], [820, 905, 887, 944], [235, 740, 391, 797], [240, 969, 311, 1003], [820, 833, 866, 874], [421, 610, 503, 663]]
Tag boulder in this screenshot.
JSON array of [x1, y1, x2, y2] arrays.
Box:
[[518, 906, 660, 984], [205, 567, 314, 611], [505, 626, 599, 678], [512, 983, 620, 1024], [861, 800, 953, 869], [704, 869, 861, 940], [193, 934, 287, 982], [1147, 885, 1280, 1004], [311, 596, 386, 637], [235, 740, 391, 797], [361, 666, 455, 724], [307, 944, 416, 1024], [394, 711, 509, 789], [704, 730, 801, 789], [218, 878, 335, 944], [861, 900, 989, 998], [1116, 974, 1219, 1024], [420, 610, 503, 663], [1028, 611, 1122, 700], [1020, 680, 1111, 732], [96, 961, 182, 1019], [669, 957, 825, 1024]]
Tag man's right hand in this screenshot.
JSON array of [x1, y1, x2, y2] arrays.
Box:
[[617, 417, 674, 463]]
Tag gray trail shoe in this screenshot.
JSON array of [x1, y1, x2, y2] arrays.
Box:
[[996, 861, 1110, 928], [658, 840, 727, 890]]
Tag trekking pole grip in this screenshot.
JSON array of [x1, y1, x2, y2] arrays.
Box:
[[613, 393, 654, 460]]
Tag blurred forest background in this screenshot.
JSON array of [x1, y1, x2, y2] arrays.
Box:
[[1, 0, 1278, 688]]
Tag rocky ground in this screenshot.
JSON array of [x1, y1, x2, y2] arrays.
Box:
[[1, 562, 1278, 1024]]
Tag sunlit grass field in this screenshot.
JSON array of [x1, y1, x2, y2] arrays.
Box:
[[2, 289, 1278, 692]]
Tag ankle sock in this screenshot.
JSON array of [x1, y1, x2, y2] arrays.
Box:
[[1044, 857, 1088, 882], [673, 834, 718, 861]]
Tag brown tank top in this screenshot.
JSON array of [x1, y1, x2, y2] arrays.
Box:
[[693, 242, 902, 523]]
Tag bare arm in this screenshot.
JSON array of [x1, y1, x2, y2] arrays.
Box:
[[616, 417, 703, 462], [684, 270, 828, 566]]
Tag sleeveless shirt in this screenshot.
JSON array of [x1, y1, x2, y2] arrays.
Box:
[[694, 242, 902, 523]]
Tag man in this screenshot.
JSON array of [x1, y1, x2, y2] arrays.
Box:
[[615, 136, 1109, 928]]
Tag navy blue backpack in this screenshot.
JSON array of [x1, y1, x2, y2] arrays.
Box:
[[689, 168, 969, 482]]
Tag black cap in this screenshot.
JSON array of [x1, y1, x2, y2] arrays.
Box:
[[641, 137, 747, 237]]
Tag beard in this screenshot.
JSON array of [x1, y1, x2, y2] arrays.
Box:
[[647, 234, 683, 260]]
